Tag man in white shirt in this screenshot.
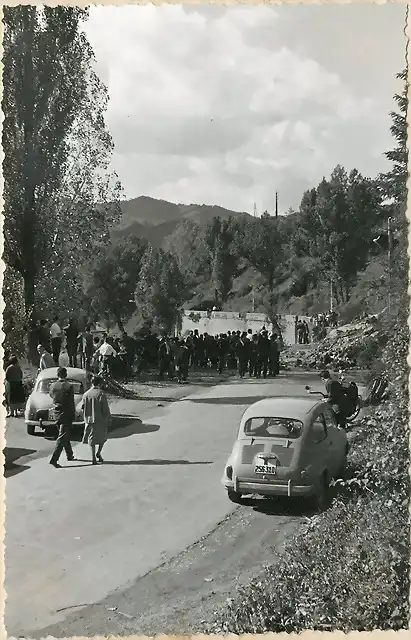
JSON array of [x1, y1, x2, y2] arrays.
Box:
[[94, 334, 117, 374], [49, 316, 62, 365]]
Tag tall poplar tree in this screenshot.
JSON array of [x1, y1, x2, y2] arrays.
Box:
[[2, 6, 122, 319]]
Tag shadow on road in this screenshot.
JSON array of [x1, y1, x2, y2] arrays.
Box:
[[100, 458, 213, 466], [242, 496, 316, 517], [109, 416, 161, 439], [4, 447, 37, 479], [66, 416, 161, 442], [186, 396, 285, 406]]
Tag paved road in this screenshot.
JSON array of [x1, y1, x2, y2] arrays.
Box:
[[5, 371, 321, 637]]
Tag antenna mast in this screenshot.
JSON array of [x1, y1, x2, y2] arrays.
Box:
[[275, 191, 278, 218]]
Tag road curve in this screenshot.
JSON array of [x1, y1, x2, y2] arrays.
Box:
[[5, 372, 320, 637]]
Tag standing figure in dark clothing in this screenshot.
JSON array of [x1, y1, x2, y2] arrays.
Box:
[[177, 339, 191, 382], [38, 319, 51, 352], [258, 331, 270, 378], [302, 321, 310, 344], [268, 333, 280, 376], [79, 325, 95, 370], [158, 336, 174, 380], [249, 334, 259, 377], [64, 319, 80, 368], [49, 316, 63, 365], [49, 367, 76, 468], [236, 332, 249, 378], [217, 334, 229, 374], [5, 356, 25, 417]]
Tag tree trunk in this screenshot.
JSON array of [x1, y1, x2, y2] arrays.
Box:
[[116, 316, 125, 333], [23, 271, 36, 321]]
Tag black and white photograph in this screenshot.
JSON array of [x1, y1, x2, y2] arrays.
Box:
[[2, 2, 410, 637]]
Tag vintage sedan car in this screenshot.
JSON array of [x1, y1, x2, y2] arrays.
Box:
[[222, 395, 349, 510], [25, 367, 91, 436]]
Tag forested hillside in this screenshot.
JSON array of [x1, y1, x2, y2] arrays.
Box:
[[3, 65, 408, 349]]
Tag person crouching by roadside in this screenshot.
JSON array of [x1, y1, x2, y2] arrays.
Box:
[[37, 344, 55, 371], [81, 374, 111, 464]]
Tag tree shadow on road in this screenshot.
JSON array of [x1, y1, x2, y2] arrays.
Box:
[[186, 390, 312, 405], [185, 396, 279, 406], [101, 459, 213, 466], [109, 416, 161, 439], [69, 417, 161, 442], [3, 447, 36, 479]]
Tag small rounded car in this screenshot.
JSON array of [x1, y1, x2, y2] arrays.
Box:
[[222, 395, 349, 510], [24, 367, 91, 436]]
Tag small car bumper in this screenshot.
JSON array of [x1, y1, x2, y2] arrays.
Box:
[[223, 478, 315, 497], [25, 420, 85, 428]]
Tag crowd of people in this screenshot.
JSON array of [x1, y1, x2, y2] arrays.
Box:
[[5, 312, 342, 401], [8, 316, 286, 386], [8, 310, 343, 392], [156, 328, 282, 382]]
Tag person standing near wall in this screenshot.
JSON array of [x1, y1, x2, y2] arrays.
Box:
[[49, 316, 63, 366]]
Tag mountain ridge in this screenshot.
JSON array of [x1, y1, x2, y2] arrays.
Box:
[[112, 195, 252, 245]]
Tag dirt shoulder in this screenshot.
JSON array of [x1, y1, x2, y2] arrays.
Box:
[[32, 496, 308, 638]]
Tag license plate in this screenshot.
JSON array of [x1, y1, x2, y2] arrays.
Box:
[[48, 410, 57, 421], [255, 465, 277, 474]]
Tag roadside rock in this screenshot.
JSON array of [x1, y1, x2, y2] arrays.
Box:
[[286, 319, 387, 371]]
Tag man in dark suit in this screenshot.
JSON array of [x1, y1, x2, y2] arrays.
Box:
[[49, 367, 76, 468]]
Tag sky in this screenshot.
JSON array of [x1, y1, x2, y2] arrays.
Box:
[[84, 3, 406, 215]]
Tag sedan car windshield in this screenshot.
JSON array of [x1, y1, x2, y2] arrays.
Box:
[[37, 379, 85, 395], [244, 417, 303, 439]]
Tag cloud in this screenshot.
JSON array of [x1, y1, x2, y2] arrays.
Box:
[[84, 4, 406, 214]]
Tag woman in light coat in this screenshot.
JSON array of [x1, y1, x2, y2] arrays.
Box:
[[81, 375, 111, 464]]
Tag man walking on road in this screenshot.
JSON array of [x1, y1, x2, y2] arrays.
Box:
[[49, 367, 76, 468]]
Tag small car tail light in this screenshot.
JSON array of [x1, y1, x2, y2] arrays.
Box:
[[226, 465, 233, 480]]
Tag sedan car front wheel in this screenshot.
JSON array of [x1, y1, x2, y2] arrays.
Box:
[[227, 489, 243, 504]]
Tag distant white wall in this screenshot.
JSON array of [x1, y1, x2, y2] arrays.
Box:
[[179, 311, 313, 346]]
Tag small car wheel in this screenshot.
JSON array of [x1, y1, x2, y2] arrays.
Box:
[[26, 424, 35, 436], [227, 489, 243, 504]]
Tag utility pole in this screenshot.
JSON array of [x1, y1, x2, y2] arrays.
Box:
[[388, 216, 392, 313], [275, 191, 278, 218], [253, 202, 257, 218]]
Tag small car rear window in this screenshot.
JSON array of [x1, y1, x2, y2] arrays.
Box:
[[37, 379, 85, 395], [244, 417, 303, 439]]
